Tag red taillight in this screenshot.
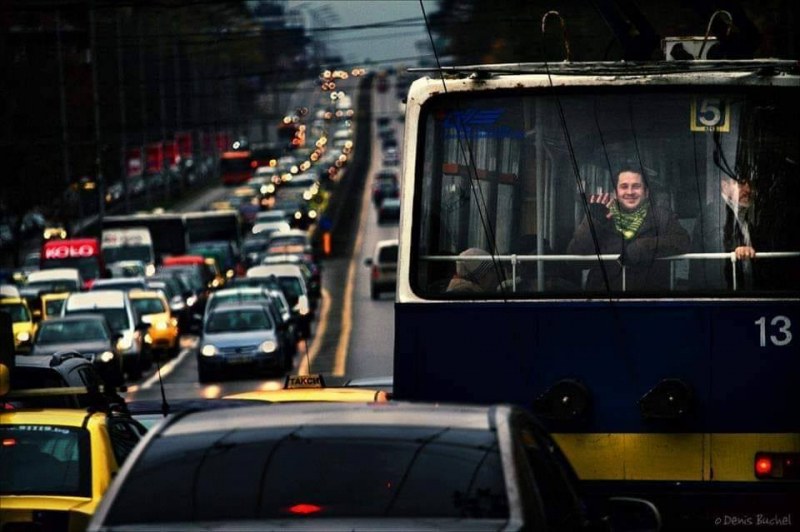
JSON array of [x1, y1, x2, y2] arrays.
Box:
[[288, 503, 322, 515], [371, 265, 379, 280], [755, 456, 773, 478], [2, 438, 17, 447], [755, 452, 800, 479]]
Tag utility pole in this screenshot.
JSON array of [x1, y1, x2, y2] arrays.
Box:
[[55, 10, 78, 224], [173, 21, 185, 195], [116, 9, 130, 214], [158, 15, 169, 202], [139, 13, 150, 208], [89, 4, 105, 223]]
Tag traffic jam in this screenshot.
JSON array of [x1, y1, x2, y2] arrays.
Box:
[[0, 67, 661, 532], [13, 1, 794, 530]]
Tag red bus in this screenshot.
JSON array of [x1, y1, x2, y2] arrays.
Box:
[[40, 238, 104, 290], [220, 150, 254, 186]]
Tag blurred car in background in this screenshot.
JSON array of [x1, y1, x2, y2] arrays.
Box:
[[129, 290, 180, 359], [29, 314, 124, 386], [365, 238, 398, 300], [377, 197, 401, 225], [0, 295, 36, 353], [197, 303, 287, 382], [372, 169, 400, 207]]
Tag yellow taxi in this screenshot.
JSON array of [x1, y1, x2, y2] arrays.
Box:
[[0, 348, 146, 532], [224, 374, 391, 403], [128, 290, 179, 357], [39, 292, 70, 321], [0, 296, 36, 353], [0, 408, 146, 532]]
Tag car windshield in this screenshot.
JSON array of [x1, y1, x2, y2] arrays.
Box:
[[38, 319, 110, 343], [103, 245, 151, 263], [102, 425, 506, 525], [25, 280, 80, 294], [0, 426, 91, 497], [205, 309, 273, 333], [132, 298, 166, 315], [45, 298, 66, 317], [277, 277, 303, 299], [1, 302, 30, 323], [208, 293, 265, 312]]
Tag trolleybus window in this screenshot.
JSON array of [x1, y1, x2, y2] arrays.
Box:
[[413, 88, 799, 297]]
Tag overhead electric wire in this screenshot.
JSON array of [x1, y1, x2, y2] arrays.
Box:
[[419, 0, 509, 295]]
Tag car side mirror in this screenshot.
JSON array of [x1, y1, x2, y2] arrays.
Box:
[[32, 309, 42, 321], [364, 258, 373, 267], [604, 497, 662, 532]]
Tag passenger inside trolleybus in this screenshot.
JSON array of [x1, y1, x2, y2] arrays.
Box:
[[414, 89, 800, 298]]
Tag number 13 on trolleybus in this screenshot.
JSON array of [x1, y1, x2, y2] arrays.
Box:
[[393, 56, 800, 528]]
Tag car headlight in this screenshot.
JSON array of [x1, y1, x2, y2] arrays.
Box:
[[308, 209, 318, 219], [16, 331, 31, 343], [117, 333, 133, 351], [145, 264, 156, 276], [154, 320, 168, 330], [201, 344, 218, 357], [294, 212, 302, 220], [186, 295, 198, 307], [144, 333, 153, 344], [294, 303, 310, 316], [259, 340, 277, 354], [170, 299, 185, 311], [98, 351, 115, 363]]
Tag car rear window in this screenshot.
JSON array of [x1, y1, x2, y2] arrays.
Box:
[[0, 425, 91, 497], [65, 307, 129, 332], [378, 245, 398, 263], [103, 425, 507, 525]]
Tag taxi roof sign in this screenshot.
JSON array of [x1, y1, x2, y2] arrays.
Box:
[[285, 374, 326, 389]]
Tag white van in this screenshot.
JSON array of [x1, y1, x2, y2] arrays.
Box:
[[62, 290, 148, 380], [101, 227, 155, 276], [246, 264, 312, 338]]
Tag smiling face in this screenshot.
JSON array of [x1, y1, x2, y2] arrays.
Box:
[[615, 171, 647, 211]]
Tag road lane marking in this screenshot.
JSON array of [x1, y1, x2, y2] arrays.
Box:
[[298, 287, 331, 374], [332, 88, 375, 376], [127, 344, 194, 393]]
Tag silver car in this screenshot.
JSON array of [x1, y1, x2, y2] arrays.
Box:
[[197, 303, 284, 382]]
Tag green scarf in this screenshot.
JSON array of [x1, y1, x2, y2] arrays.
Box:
[[609, 202, 649, 240]]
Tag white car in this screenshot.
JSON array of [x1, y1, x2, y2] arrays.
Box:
[[246, 264, 312, 338], [365, 239, 398, 300]]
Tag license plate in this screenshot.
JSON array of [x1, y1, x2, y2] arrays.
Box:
[[225, 354, 252, 365]]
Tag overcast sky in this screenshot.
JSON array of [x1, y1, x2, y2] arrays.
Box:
[[286, 0, 438, 67]]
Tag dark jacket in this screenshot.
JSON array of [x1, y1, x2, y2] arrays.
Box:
[[567, 203, 690, 291], [690, 200, 749, 290]]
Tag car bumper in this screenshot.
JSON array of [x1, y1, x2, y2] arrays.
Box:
[[199, 352, 282, 371]]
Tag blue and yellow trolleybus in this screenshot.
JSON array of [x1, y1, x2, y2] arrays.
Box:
[[393, 41, 799, 528]]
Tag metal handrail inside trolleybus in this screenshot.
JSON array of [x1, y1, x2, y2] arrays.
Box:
[[423, 251, 800, 292]]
